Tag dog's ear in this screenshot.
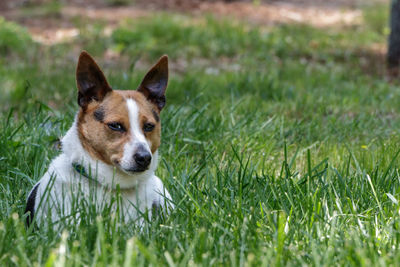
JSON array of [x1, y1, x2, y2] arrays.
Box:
[[137, 55, 168, 111], [76, 51, 112, 108]]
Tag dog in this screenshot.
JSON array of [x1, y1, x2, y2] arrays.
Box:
[[25, 51, 173, 228]]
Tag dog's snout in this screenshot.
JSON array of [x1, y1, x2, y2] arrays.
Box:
[[134, 150, 151, 168]]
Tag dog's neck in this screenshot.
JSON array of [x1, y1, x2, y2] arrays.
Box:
[[61, 116, 158, 189]]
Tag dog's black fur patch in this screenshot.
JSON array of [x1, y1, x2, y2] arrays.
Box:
[[25, 183, 40, 227], [152, 109, 160, 122], [93, 107, 105, 122]]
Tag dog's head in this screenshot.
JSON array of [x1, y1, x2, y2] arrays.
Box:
[[75, 51, 168, 174]]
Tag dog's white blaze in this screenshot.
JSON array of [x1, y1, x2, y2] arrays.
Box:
[[121, 99, 152, 169], [126, 98, 147, 144]]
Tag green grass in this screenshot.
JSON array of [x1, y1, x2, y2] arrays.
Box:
[[20, 0, 63, 19], [0, 17, 34, 56], [1, 4, 400, 265]]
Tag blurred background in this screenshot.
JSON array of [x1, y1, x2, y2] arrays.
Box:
[[0, 0, 390, 110]]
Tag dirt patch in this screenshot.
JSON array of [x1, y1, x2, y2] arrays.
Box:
[[0, 0, 377, 45], [192, 1, 362, 27]]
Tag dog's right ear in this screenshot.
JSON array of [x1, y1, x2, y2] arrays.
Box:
[[76, 51, 112, 108]]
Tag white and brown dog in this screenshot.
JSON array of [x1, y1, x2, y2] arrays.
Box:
[[25, 51, 173, 227]]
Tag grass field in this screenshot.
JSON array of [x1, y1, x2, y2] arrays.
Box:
[[1, 2, 400, 266]]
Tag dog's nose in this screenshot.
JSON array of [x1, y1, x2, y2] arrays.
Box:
[[134, 151, 152, 169]]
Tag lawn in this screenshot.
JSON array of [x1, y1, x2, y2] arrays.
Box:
[[1, 2, 400, 266]]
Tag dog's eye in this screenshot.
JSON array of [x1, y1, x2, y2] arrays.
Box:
[[143, 123, 155, 132], [107, 122, 125, 132]]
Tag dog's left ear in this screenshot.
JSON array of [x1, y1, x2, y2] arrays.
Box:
[[76, 51, 112, 109], [137, 55, 168, 111]]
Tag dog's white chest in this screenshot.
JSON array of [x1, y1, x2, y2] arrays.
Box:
[[27, 153, 172, 227]]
